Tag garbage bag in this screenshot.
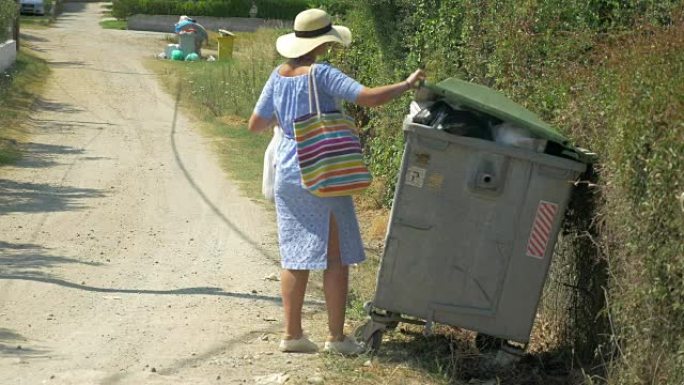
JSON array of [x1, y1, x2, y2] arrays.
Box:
[[491, 122, 546, 152], [413, 101, 493, 140], [170, 49, 185, 61], [262, 126, 282, 202]]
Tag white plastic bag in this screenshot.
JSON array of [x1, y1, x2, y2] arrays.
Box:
[[492, 122, 546, 152], [262, 126, 282, 202]]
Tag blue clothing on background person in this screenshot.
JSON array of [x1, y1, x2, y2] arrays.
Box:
[[173, 16, 208, 57], [174, 17, 196, 33], [253, 63, 366, 270]]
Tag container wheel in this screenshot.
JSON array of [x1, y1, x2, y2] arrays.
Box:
[[368, 329, 383, 352], [353, 319, 388, 352]]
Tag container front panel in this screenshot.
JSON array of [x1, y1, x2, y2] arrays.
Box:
[[374, 128, 583, 342]]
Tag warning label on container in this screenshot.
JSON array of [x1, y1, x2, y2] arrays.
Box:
[[526, 201, 559, 259], [405, 166, 426, 188]]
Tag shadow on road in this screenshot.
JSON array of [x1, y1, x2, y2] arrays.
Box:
[[80, 68, 158, 76], [11, 141, 86, 168], [101, 324, 283, 384], [46, 60, 87, 68], [45, 60, 157, 76], [61, 2, 89, 13], [0, 328, 50, 359], [18, 33, 48, 43], [0, 241, 102, 279], [0, 179, 106, 214], [0, 242, 318, 305], [0, 274, 324, 307], [29, 117, 116, 134], [169, 84, 278, 263], [0, 241, 39, 250], [34, 97, 84, 114]]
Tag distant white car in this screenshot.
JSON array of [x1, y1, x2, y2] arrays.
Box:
[[20, 0, 45, 16]]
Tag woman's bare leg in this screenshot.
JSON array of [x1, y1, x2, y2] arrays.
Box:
[[324, 214, 349, 342], [281, 269, 309, 339]]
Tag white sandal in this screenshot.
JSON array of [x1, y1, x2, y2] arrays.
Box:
[[323, 336, 366, 355], [278, 336, 319, 353]]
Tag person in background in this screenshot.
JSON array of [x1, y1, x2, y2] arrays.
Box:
[[248, 8, 425, 355], [174, 15, 208, 56], [174, 15, 196, 33]]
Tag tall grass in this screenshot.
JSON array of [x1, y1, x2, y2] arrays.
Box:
[[331, 2, 684, 384], [0, 0, 17, 41], [175, 29, 281, 119], [516, 15, 684, 384], [590, 24, 684, 385], [0, 52, 50, 165], [149, 29, 283, 196]]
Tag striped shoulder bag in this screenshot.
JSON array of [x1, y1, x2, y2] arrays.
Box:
[[292, 64, 371, 197]]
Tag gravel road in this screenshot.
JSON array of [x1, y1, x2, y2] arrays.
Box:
[[0, 3, 323, 384]]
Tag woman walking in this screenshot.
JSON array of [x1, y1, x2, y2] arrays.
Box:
[[248, 8, 425, 355]]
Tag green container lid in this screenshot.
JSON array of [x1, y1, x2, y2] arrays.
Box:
[[421, 78, 594, 163]]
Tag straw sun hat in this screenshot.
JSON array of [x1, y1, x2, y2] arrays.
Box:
[[276, 9, 351, 58]]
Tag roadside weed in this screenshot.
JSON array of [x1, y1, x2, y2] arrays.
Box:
[[0, 52, 50, 166]]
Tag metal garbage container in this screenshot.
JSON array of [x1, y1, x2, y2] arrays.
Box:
[[355, 78, 594, 351], [179, 32, 200, 57]]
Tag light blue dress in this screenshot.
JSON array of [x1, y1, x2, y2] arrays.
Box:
[[254, 63, 366, 270]]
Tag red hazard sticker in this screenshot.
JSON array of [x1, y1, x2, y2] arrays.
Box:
[[526, 201, 559, 259]]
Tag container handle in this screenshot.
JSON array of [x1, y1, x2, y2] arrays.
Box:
[[396, 217, 433, 231]]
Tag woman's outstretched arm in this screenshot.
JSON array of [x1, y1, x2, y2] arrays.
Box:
[[356, 69, 426, 107]]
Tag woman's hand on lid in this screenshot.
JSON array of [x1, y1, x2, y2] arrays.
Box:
[[356, 69, 427, 108], [405, 69, 427, 89]]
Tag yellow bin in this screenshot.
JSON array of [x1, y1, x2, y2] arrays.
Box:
[[217, 29, 235, 61]]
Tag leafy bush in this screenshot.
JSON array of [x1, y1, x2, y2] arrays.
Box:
[[0, 0, 17, 42], [111, 0, 342, 20], [589, 26, 684, 384], [329, 1, 683, 383]]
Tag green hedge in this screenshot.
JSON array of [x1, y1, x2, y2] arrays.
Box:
[[0, 0, 17, 42], [111, 0, 342, 20], [331, 1, 683, 384]]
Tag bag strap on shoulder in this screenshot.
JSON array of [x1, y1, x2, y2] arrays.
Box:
[[307, 64, 322, 117]]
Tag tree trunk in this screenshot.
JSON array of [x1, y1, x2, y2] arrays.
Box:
[[13, 0, 19, 51]]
